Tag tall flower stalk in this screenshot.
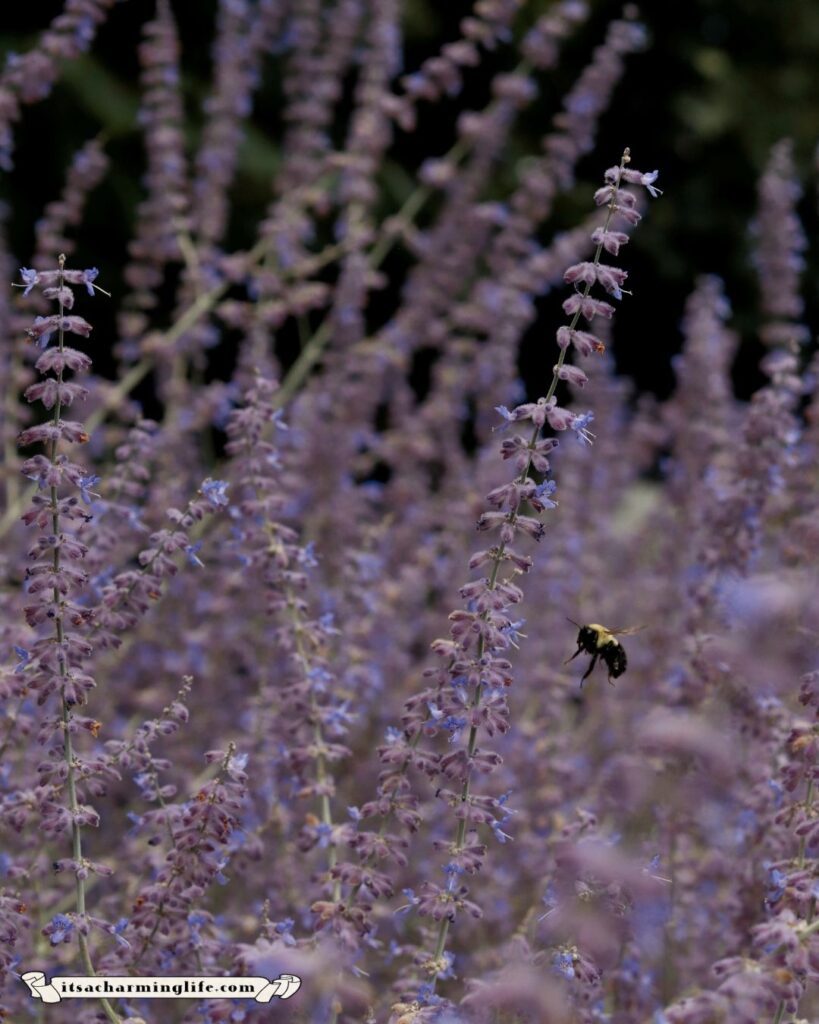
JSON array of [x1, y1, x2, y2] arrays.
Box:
[[378, 150, 662, 1014], [15, 257, 120, 1024]]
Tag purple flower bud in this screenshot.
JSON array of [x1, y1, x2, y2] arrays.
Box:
[[543, 398, 574, 431], [555, 364, 589, 388], [591, 225, 630, 254], [562, 293, 615, 321]]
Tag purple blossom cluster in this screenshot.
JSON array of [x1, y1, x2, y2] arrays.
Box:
[[0, 6, 817, 1024]]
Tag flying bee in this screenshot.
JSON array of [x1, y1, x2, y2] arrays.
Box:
[[564, 619, 644, 686]]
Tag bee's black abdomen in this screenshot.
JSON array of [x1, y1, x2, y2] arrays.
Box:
[[604, 642, 627, 678]]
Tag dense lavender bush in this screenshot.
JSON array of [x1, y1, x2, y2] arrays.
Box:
[[0, 4, 817, 1024]]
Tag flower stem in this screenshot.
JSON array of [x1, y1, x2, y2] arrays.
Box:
[[427, 149, 631, 992], [50, 255, 120, 1024]]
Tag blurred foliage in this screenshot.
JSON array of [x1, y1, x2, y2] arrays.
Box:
[[1, 0, 818, 400]]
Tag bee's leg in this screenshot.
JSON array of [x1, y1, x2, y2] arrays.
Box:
[[579, 655, 597, 686], [564, 646, 583, 665], [607, 676, 617, 687]]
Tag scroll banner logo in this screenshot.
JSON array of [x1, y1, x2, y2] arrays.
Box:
[[21, 970, 301, 1003]]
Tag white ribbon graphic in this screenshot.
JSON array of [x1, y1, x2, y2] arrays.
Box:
[[254, 974, 302, 1002], [21, 970, 301, 1003], [21, 972, 61, 1004]]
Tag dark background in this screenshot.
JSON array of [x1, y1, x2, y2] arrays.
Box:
[[1, 0, 818, 405]]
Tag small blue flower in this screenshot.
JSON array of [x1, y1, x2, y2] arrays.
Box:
[[185, 543, 205, 568], [13, 646, 29, 675], [315, 823, 333, 848], [19, 267, 38, 296], [500, 619, 526, 646], [441, 715, 467, 742], [47, 914, 74, 945], [78, 474, 101, 505], [539, 883, 558, 920], [765, 865, 786, 904], [416, 983, 443, 1007], [158, 948, 177, 971], [307, 665, 333, 692], [126, 811, 144, 835], [395, 888, 419, 915], [491, 792, 516, 843], [111, 918, 131, 949], [640, 170, 662, 198], [81, 267, 99, 296], [272, 918, 296, 947], [551, 950, 575, 979], [491, 819, 513, 844], [28, 315, 55, 350], [535, 479, 557, 508], [325, 701, 355, 729], [133, 773, 154, 800], [347, 805, 362, 823], [384, 938, 402, 963], [495, 404, 514, 423], [201, 478, 230, 507], [768, 779, 784, 808], [572, 411, 595, 445]]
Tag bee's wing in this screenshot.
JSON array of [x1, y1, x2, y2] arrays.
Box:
[[607, 625, 646, 637]]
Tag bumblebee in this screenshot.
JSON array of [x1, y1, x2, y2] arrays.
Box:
[[564, 619, 643, 686]]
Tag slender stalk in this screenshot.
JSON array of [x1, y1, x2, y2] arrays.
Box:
[[428, 150, 631, 990], [799, 776, 815, 930], [283, 577, 341, 897], [3, 344, 21, 510], [49, 256, 120, 1024]]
